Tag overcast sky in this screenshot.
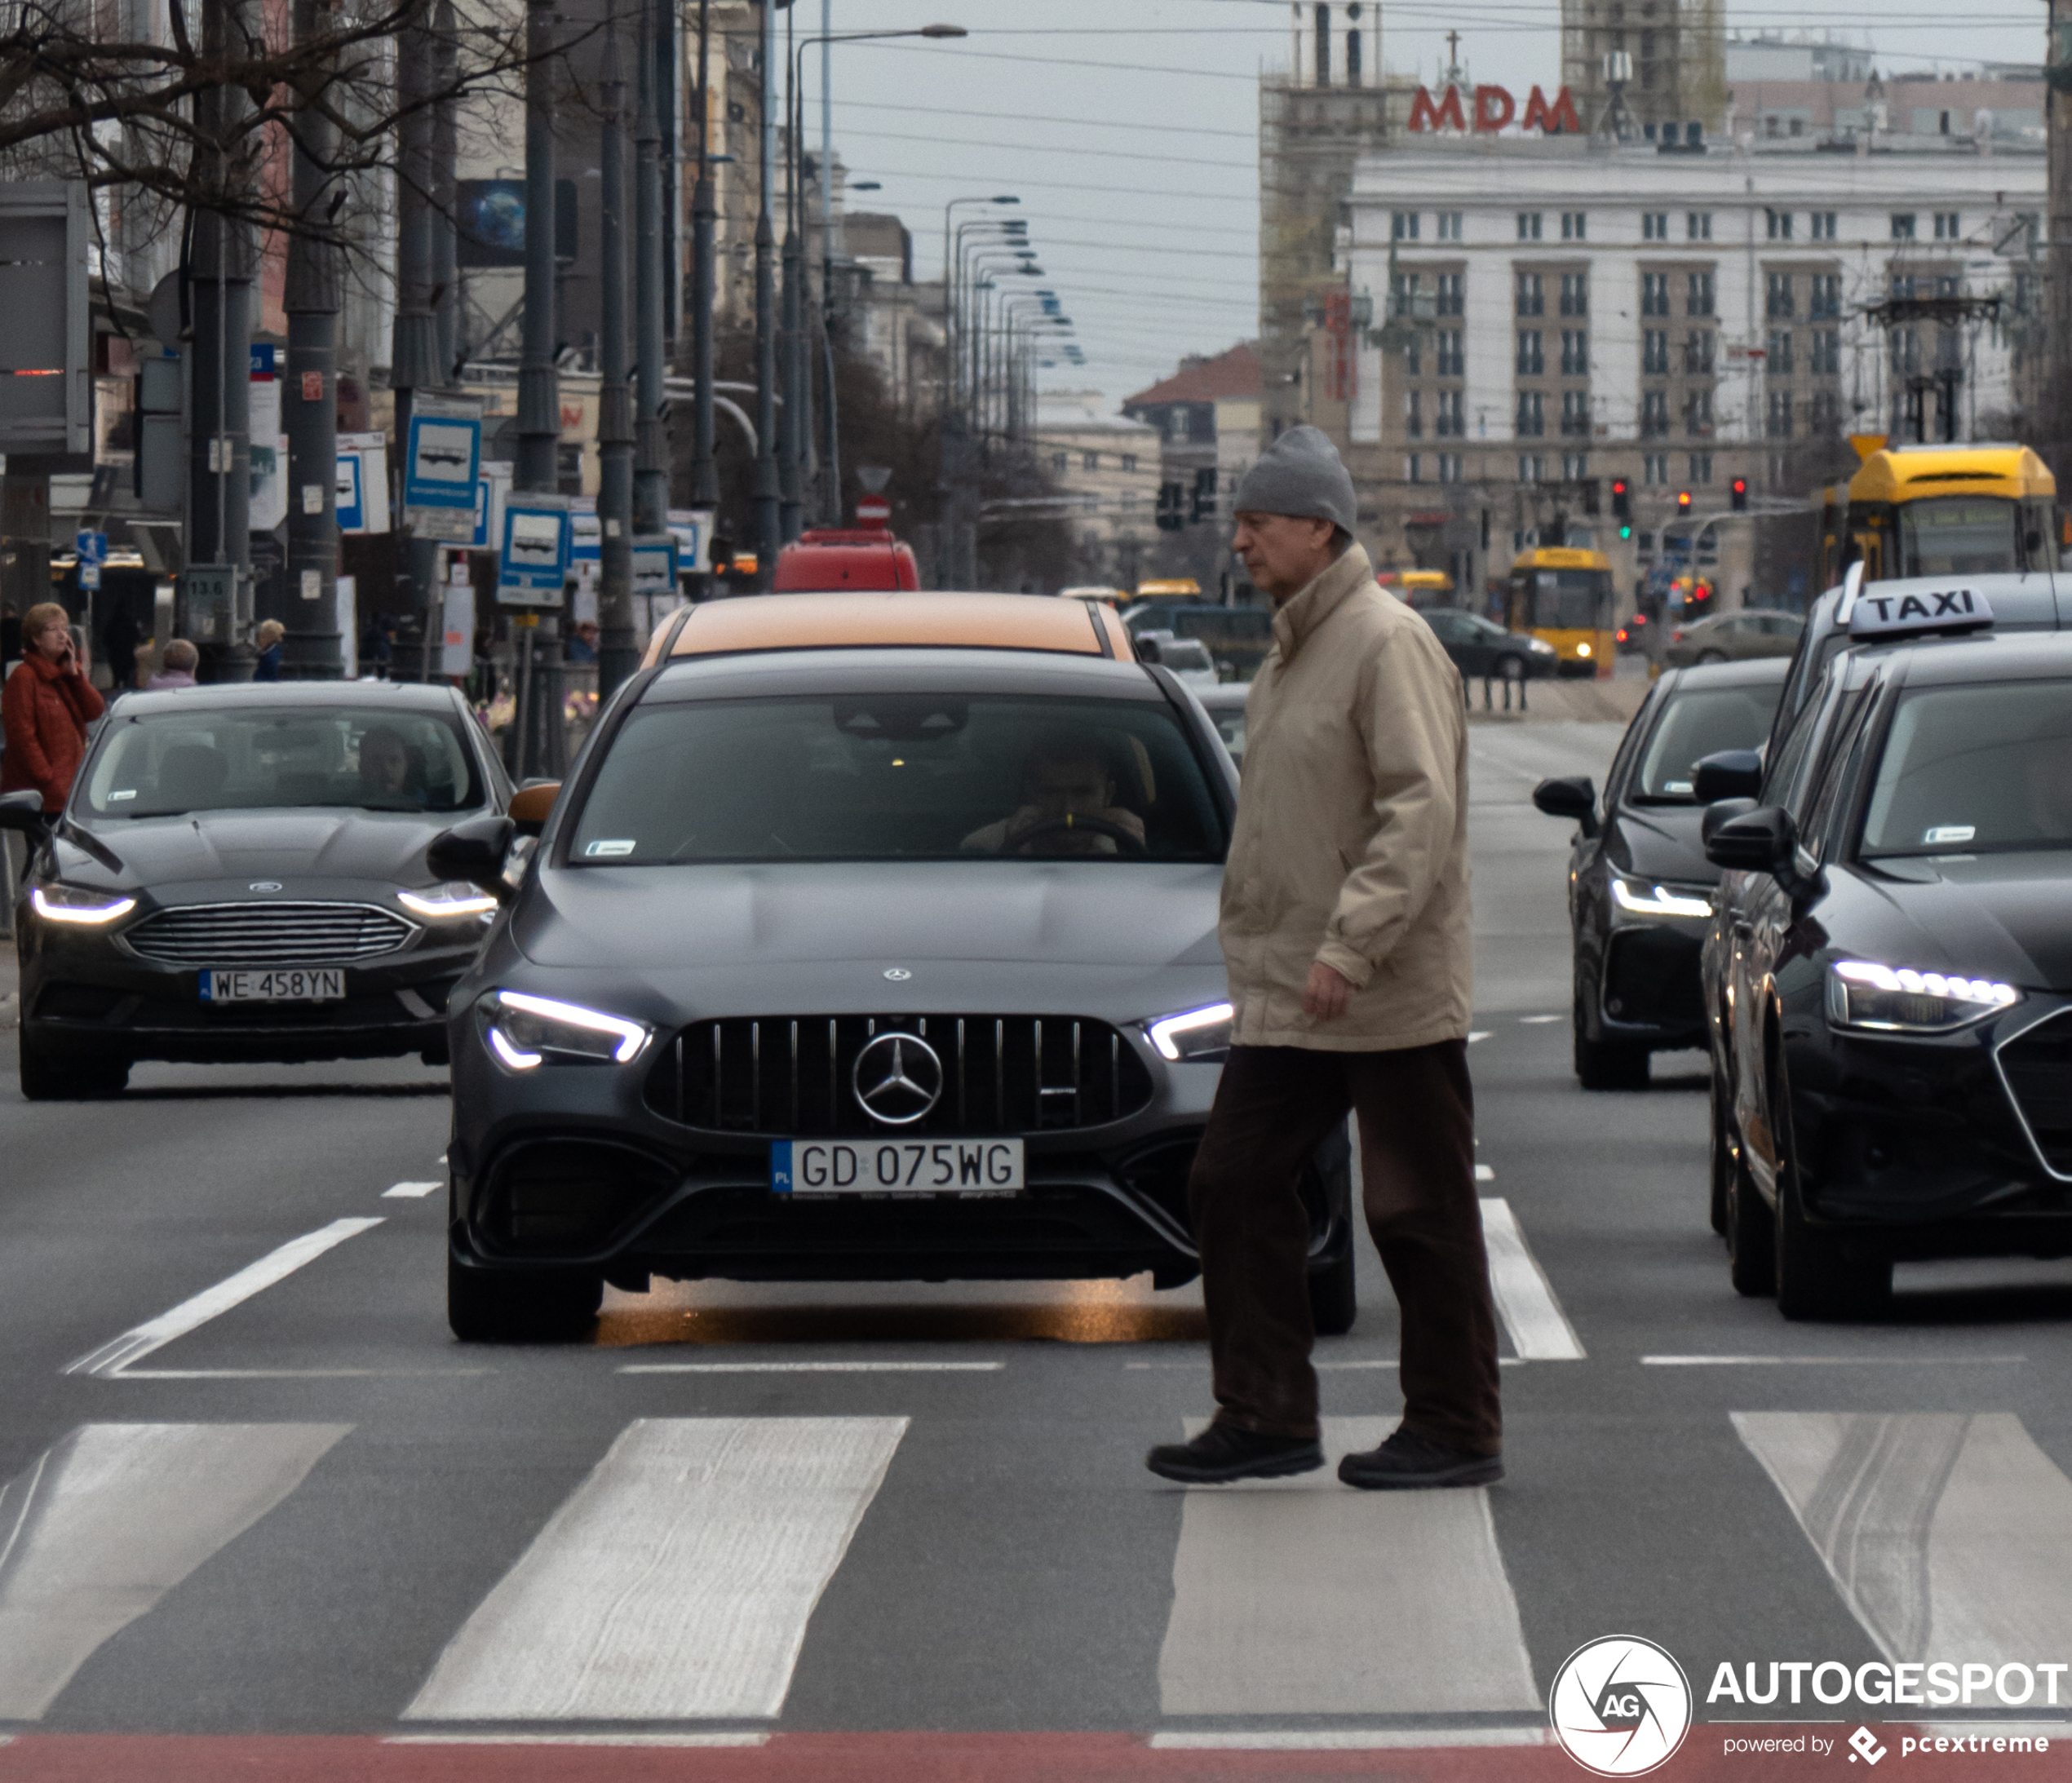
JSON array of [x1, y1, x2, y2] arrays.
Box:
[[810, 0, 2055, 412]]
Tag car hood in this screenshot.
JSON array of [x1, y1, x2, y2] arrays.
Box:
[[1608, 803, 1716, 886], [502, 860, 1229, 1020], [1843, 852, 2072, 991], [53, 807, 462, 898]]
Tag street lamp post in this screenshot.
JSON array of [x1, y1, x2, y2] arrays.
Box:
[[936, 195, 1017, 588], [752, 0, 780, 585], [688, 0, 719, 589]]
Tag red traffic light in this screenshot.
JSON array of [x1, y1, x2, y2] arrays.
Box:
[[1676, 490, 1693, 512], [1611, 479, 1628, 494], [1731, 478, 1747, 495]]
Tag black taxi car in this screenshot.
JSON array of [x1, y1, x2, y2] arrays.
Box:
[[1702, 600, 2072, 1320]]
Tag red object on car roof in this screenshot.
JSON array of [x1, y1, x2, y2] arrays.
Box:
[[772, 528, 921, 592]]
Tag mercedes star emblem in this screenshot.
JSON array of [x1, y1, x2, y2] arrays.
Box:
[[852, 1031, 943, 1126], [249, 882, 283, 893], [883, 967, 912, 980]]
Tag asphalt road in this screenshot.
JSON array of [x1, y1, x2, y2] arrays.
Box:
[[6, 719, 2072, 1782]]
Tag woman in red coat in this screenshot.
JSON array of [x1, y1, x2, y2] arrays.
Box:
[[2, 601, 105, 813]]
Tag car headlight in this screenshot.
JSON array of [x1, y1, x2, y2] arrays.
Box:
[[1148, 1001, 1233, 1062], [1574, 642, 1592, 657], [1611, 877, 1713, 920], [1529, 637, 1556, 655], [398, 880, 500, 921], [31, 884, 137, 926], [479, 989, 652, 1069], [1826, 960, 2021, 1033]]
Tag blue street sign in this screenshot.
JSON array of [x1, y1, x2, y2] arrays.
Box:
[[74, 529, 107, 566], [335, 455, 365, 533], [498, 499, 571, 600], [249, 343, 277, 378], [569, 510, 601, 564], [404, 410, 482, 513], [631, 535, 679, 599]]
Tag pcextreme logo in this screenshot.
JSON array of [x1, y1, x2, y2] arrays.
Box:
[[1550, 1635, 1693, 1776]]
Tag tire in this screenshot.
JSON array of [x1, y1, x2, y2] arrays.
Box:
[[1707, 1071, 1733, 1236], [447, 1253, 603, 1342], [1308, 1240, 1358, 1337], [1574, 976, 1649, 1090], [1498, 655, 1525, 684], [1725, 1121, 1774, 1297], [1771, 1056, 1889, 1321], [18, 1031, 129, 1101], [1696, 648, 1729, 665]]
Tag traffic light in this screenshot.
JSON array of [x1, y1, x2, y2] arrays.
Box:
[[1676, 489, 1693, 515], [1611, 478, 1631, 540], [1731, 477, 1748, 512], [1156, 482, 1184, 532]]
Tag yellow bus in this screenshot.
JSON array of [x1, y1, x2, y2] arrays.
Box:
[[1815, 443, 2057, 588], [1506, 547, 1615, 678]]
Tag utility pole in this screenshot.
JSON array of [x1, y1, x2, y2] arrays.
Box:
[[596, 30, 636, 697], [777, 2, 804, 546], [753, 0, 780, 583], [432, 0, 460, 380], [818, 0, 839, 524], [391, 1, 441, 679], [634, 0, 668, 538], [283, 0, 341, 678], [688, 0, 719, 594], [515, 0, 561, 776]]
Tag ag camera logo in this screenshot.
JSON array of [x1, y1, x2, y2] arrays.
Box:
[[1551, 1635, 1693, 1776]]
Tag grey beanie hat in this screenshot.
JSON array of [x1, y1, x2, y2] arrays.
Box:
[[1232, 424, 1357, 533]]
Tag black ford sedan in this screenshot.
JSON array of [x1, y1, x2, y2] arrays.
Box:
[[1532, 657, 1786, 1088], [1, 683, 510, 1098], [1706, 629, 2072, 1319]]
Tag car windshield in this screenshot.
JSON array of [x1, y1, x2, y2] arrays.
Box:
[[82, 706, 485, 817], [1632, 684, 1784, 802], [1894, 497, 2020, 577], [570, 692, 1229, 864], [1861, 680, 2072, 857]]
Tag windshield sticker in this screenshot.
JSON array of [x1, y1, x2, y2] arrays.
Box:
[[585, 839, 637, 857], [108, 789, 137, 801], [1923, 825, 1976, 845], [1664, 781, 1692, 794]]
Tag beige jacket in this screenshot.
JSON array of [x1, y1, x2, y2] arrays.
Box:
[[1220, 542, 1473, 1051]]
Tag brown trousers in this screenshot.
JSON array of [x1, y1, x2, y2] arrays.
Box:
[[1185, 1040, 1503, 1454]]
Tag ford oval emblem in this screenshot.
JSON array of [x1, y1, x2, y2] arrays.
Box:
[[249, 882, 283, 893], [883, 967, 912, 981]]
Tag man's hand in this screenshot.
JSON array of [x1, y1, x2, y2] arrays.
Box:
[[1303, 960, 1356, 1021]]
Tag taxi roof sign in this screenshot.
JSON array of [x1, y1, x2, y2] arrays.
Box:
[[1848, 585, 1995, 639]]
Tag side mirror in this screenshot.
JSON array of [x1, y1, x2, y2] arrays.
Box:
[[507, 780, 560, 838], [427, 814, 517, 900], [1699, 798, 1758, 847], [1133, 635, 1164, 665], [1692, 749, 1764, 804], [1702, 802, 1821, 899], [1532, 775, 1598, 838], [0, 790, 49, 836]]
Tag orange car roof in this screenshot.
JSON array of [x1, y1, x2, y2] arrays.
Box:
[[657, 592, 1135, 662]]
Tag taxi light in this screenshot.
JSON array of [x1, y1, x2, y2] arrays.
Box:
[[1827, 960, 2020, 1033], [1612, 878, 1712, 919], [481, 989, 652, 1068], [31, 885, 138, 926], [398, 881, 501, 920], [1149, 1001, 1234, 1062]]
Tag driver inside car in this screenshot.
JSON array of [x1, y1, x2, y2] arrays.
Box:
[[356, 725, 426, 805], [962, 733, 1147, 856]]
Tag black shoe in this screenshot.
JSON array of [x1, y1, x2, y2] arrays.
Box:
[[1146, 1422, 1325, 1484], [1337, 1426, 1503, 1490]]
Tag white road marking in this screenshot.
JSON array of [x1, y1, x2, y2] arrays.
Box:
[[383, 1181, 443, 1199], [618, 1360, 1003, 1374], [1518, 1015, 1561, 1024], [1125, 1358, 1528, 1370], [1475, 1164, 1496, 1182], [1478, 1197, 1584, 1360], [1152, 1727, 1552, 1750], [1468, 1031, 1492, 1043], [1735, 1412, 2072, 1665], [0, 1422, 349, 1719], [1157, 1417, 1539, 1718], [62, 1218, 384, 1379], [386, 1733, 770, 1747], [403, 1417, 906, 1722], [1647, 1355, 2026, 1368], [105, 1368, 489, 1380]]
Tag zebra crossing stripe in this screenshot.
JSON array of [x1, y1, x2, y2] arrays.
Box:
[[1479, 1198, 1584, 1360], [402, 1417, 907, 1723], [1157, 1418, 1540, 1719], [0, 1423, 350, 1719], [1735, 1411, 2072, 1665]]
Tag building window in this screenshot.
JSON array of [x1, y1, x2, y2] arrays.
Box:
[[1517, 211, 1542, 241], [1051, 452, 1068, 476], [1561, 389, 1590, 436], [1406, 334, 1422, 378], [1810, 211, 1837, 241], [1766, 330, 1794, 374], [1437, 330, 1464, 377], [1436, 211, 1463, 241], [1891, 212, 1916, 240], [1515, 272, 1543, 316], [1437, 452, 1463, 482], [1686, 210, 1712, 241], [1641, 272, 1669, 317], [1765, 209, 1794, 241], [1561, 210, 1586, 241], [1518, 454, 1544, 483], [1082, 450, 1099, 471], [1688, 452, 1712, 484], [1563, 453, 1589, 480], [1516, 330, 1544, 375], [1560, 272, 1588, 317], [1687, 272, 1715, 317], [1810, 390, 1840, 433], [1120, 453, 1137, 472], [1642, 212, 1668, 241], [1683, 330, 1716, 374], [1640, 390, 1670, 437], [1642, 329, 1669, 375], [1406, 391, 1423, 439], [1516, 389, 1544, 436], [1812, 330, 1840, 375], [1765, 272, 1794, 319], [1406, 453, 1422, 483], [1081, 493, 1099, 511], [1561, 330, 1589, 376], [1435, 389, 1464, 435], [1933, 211, 1961, 241], [1809, 274, 1840, 320], [1437, 272, 1464, 316], [1392, 210, 1420, 241], [1766, 390, 1794, 438], [1644, 453, 1669, 486], [1683, 390, 1712, 437], [1118, 491, 1138, 511]]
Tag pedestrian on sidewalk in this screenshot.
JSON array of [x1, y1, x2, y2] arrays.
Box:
[[2, 602, 105, 814], [1145, 426, 1503, 1491], [253, 619, 286, 682], [145, 639, 200, 689]]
